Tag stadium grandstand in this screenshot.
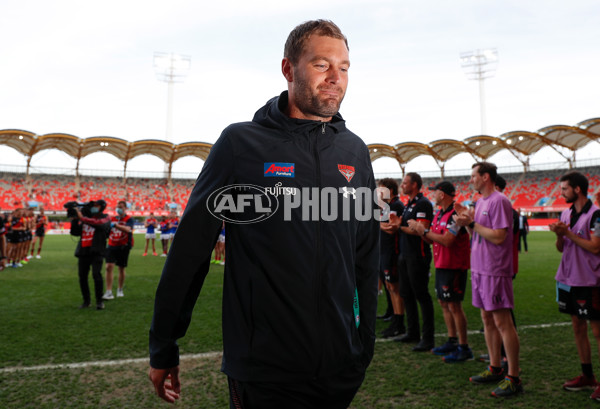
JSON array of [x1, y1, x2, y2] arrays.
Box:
[[1, 116, 599, 226]]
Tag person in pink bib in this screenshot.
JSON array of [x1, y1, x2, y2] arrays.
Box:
[[550, 171, 600, 402]]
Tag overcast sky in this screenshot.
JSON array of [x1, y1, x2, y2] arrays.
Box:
[[1, 0, 599, 175]]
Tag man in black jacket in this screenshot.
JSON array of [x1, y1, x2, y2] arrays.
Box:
[[69, 200, 111, 310], [149, 20, 379, 409]]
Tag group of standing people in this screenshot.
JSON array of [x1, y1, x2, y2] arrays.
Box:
[[0, 207, 48, 270], [143, 211, 179, 257], [70, 200, 134, 310], [72, 204, 180, 309], [377, 162, 523, 397]]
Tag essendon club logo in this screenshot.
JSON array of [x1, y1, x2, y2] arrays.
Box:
[[338, 164, 355, 182], [577, 300, 587, 308]]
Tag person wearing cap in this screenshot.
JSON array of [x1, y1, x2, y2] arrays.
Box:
[[408, 181, 473, 362]]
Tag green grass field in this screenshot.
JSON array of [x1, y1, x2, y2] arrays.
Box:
[[1, 232, 598, 408]]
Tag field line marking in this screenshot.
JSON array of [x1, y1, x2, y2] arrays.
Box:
[[376, 320, 571, 343], [0, 351, 221, 374], [0, 321, 570, 374]]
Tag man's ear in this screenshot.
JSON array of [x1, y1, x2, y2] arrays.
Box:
[[282, 58, 293, 82]]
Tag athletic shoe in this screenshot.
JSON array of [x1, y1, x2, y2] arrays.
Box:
[[432, 340, 458, 356], [412, 339, 434, 352], [160, 253, 167, 257], [96, 302, 105, 310], [142, 252, 147, 256], [219, 261, 225, 265], [380, 322, 402, 338], [78, 303, 90, 309], [491, 377, 523, 398], [152, 252, 158, 256], [117, 289, 124, 298], [377, 311, 393, 320], [20, 260, 28, 265], [443, 346, 474, 363], [102, 291, 114, 300], [35, 254, 41, 259], [590, 384, 600, 401], [395, 333, 420, 343], [470, 366, 505, 384], [26, 255, 32, 260], [16, 263, 23, 267], [563, 374, 597, 391], [478, 353, 490, 363]]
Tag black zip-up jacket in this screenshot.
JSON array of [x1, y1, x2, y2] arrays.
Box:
[[149, 91, 379, 382]]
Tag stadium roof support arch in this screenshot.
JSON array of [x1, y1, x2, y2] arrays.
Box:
[[0, 129, 213, 200], [1, 115, 600, 184], [366, 117, 600, 178]]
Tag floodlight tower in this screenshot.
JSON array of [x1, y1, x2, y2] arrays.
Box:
[[153, 52, 191, 142], [460, 48, 498, 135]]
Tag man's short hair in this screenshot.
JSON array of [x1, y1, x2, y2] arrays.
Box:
[[560, 171, 589, 196], [378, 178, 399, 196], [284, 20, 348, 65], [472, 161, 498, 183], [118, 200, 127, 207], [495, 175, 507, 192], [405, 172, 423, 190]]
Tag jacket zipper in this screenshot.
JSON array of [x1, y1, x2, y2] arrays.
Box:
[[312, 124, 323, 378]]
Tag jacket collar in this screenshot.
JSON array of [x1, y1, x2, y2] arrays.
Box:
[[252, 91, 346, 135]]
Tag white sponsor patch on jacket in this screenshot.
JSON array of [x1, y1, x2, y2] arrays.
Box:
[[416, 212, 426, 218]]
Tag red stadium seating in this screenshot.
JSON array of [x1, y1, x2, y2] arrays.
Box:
[[2, 167, 600, 217]]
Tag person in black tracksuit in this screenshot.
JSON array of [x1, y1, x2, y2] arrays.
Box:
[[149, 20, 379, 409], [70, 200, 110, 310], [393, 172, 435, 352]]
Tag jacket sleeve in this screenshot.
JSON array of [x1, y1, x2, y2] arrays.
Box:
[[80, 215, 111, 228], [149, 133, 235, 369], [354, 155, 380, 368]]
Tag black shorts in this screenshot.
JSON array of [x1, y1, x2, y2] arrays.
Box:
[[380, 250, 399, 283], [35, 227, 45, 237], [435, 269, 467, 302], [557, 282, 600, 320], [6, 231, 22, 243], [105, 246, 131, 267]]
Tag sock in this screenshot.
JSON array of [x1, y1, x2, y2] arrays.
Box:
[[582, 363, 594, 379], [459, 343, 469, 349], [449, 336, 458, 344], [490, 365, 503, 374], [507, 375, 520, 384]]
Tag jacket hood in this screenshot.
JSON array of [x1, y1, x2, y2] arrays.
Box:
[[252, 91, 347, 134]]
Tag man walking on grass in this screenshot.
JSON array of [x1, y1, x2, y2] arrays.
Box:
[[149, 20, 379, 409]]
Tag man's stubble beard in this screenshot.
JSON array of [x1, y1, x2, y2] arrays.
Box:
[[293, 73, 345, 119]]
